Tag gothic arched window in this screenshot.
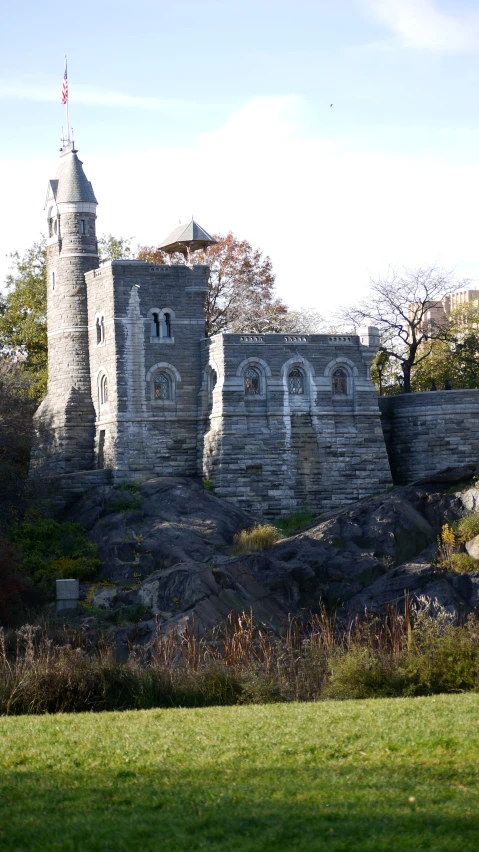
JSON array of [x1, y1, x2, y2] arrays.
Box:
[[332, 368, 347, 395], [154, 373, 171, 400], [288, 368, 304, 394], [244, 367, 260, 395], [152, 312, 160, 338], [163, 312, 172, 339], [99, 374, 108, 406]]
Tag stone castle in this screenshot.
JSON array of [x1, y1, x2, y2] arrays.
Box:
[[29, 141, 414, 517]]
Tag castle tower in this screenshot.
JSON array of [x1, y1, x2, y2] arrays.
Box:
[[30, 141, 99, 474]]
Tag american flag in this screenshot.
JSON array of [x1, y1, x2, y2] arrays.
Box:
[[61, 61, 68, 105]]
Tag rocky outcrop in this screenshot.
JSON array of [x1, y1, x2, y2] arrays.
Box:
[[67, 476, 479, 642]]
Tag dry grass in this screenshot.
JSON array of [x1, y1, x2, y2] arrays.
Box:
[[231, 524, 281, 554], [2, 598, 479, 714]]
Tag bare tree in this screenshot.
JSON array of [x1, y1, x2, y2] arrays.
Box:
[[339, 266, 466, 393]]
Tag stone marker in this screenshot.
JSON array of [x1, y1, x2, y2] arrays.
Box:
[[56, 578, 80, 614]]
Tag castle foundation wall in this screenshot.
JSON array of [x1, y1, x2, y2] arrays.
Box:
[[379, 390, 479, 484]]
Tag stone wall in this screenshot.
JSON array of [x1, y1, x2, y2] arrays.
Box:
[[200, 330, 392, 518], [379, 390, 479, 484], [85, 261, 209, 476], [30, 204, 98, 475]]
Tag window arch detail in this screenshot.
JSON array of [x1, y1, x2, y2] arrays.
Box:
[[244, 366, 261, 395], [332, 368, 347, 395], [154, 373, 171, 400], [148, 308, 175, 342], [146, 362, 181, 405], [97, 370, 109, 409], [288, 368, 304, 394]]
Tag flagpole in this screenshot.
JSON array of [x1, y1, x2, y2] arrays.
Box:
[[65, 56, 70, 141]]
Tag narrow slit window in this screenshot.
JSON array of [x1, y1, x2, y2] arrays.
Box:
[[332, 368, 347, 395], [288, 369, 304, 394], [96, 317, 102, 345], [52, 271, 55, 291], [244, 367, 260, 395], [154, 373, 170, 400], [80, 219, 86, 234], [100, 316, 105, 344]]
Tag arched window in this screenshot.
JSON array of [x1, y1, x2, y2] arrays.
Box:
[[154, 373, 171, 400], [244, 367, 260, 395], [332, 368, 347, 395], [288, 368, 304, 394], [163, 312, 172, 338], [152, 312, 160, 338], [99, 374, 108, 406]]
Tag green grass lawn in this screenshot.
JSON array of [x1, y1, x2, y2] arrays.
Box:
[[0, 695, 478, 851]]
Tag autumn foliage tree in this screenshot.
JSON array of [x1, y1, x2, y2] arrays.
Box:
[[138, 232, 293, 337]]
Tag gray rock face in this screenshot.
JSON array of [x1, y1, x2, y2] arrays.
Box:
[[67, 476, 479, 640], [465, 535, 479, 560]]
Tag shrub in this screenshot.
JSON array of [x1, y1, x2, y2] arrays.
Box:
[[9, 519, 101, 583], [0, 538, 38, 627], [2, 599, 479, 714], [276, 509, 314, 537], [456, 512, 479, 542], [116, 482, 141, 494], [232, 524, 280, 555], [447, 553, 479, 573], [108, 495, 142, 513]]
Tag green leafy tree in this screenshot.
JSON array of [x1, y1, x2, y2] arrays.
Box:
[[411, 304, 479, 391], [98, 234, 135, 262], [0, 239, 47, 400]]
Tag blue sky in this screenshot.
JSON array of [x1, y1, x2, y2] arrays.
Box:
[[2, 0, 479, 316]]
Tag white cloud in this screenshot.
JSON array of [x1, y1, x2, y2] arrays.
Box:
[[362, 0, 479, 51], [0, 80, 194, 111], [1, 96, 479, 319]]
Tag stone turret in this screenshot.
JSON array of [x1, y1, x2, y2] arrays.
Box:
[[30, 142, 99, 474]]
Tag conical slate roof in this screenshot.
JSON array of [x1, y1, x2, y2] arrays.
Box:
[[158, 220, 216, 255], [54, 147, 97, 205]]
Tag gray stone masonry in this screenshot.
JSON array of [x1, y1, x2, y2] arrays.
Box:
[[200, 330, 393, 517], [379, 390, 479, 485], [85, 260, 209, 476], [39, 144, 479, 520], [30, 145, 99, 475]]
